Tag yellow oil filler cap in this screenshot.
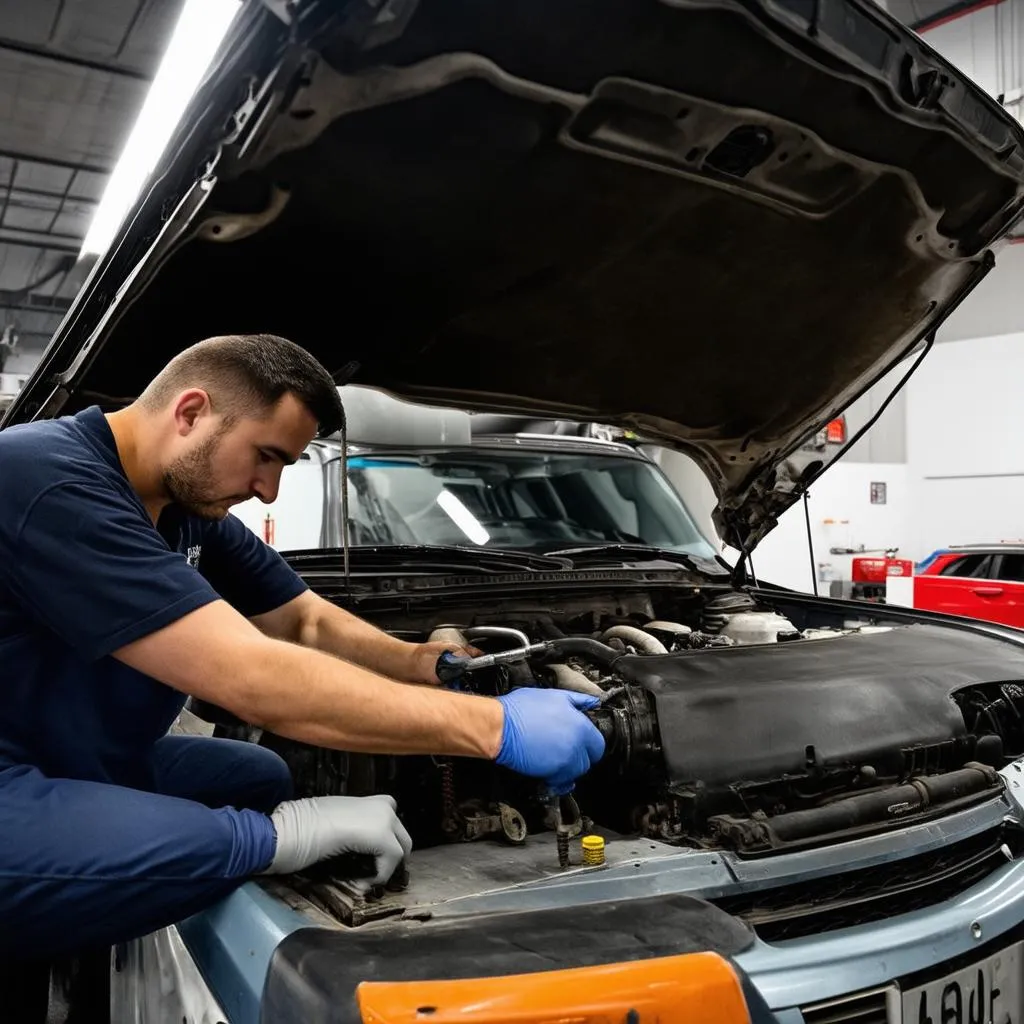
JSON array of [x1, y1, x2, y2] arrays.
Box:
[[581, 834, 605, 866]]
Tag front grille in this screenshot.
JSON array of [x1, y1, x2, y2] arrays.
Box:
[[713, 825, 1015, 942], [801, 988, 892, 1024]]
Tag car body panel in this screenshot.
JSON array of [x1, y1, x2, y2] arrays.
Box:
[[174, 884, 315, 1024], [914, 574, 1024, 626], [110, 925, 228, 1024], [352, 952, 761, 1024], [915, 545, 1024, 627]]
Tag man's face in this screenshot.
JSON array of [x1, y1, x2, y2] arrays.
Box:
[[164, 392, 318, 520]]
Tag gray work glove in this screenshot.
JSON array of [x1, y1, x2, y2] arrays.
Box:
[[262, 794, 412, 882]]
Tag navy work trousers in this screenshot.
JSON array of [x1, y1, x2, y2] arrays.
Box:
[[0, 736, 293, 959]]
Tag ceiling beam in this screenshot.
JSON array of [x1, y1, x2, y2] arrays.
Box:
[[0, 293, 72, 314], [4, 183, 98, 206], [0, 35, 150, 82], [0, 148, 111, 178], [0, 161, 15, 232], [1, 330, 56, 343], [912, 0, 1005, 32], [0, 231, 81, 256]]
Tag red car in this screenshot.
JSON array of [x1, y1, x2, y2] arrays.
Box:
[[914, 544, 1024, 628]]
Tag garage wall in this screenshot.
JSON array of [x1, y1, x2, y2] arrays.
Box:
[[920, 4, 1009, 101], [839, 359, 910, 463], [232, 452, 326, 551], [651, 444, 909, 591], [4, 344, 47, 376], [937, 244, 1024, 343], [727, 464, 910, 591], [905, 330, 1024, 560]]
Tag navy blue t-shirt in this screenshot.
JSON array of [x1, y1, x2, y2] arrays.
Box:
[[0, 406, 307, 785]]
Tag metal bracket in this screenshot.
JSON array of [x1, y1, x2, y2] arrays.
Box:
[[195, 183, 292, 243]]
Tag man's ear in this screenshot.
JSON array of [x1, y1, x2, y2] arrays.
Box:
[[171, 389, 212, 436]]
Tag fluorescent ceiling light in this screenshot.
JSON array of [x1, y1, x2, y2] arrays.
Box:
[[436, 489, 490, 546], [80, 0, 242, 258]]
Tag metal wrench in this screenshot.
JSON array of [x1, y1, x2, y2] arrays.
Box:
[[435, 642, 552, 686]]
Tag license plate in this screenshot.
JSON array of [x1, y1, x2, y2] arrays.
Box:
[[902, 942, 1024, 1024]]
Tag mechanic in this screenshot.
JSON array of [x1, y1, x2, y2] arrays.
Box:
[[0, 333, 605, 960]]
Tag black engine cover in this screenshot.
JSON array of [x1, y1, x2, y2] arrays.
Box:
[[614, 623, 1024, 789]]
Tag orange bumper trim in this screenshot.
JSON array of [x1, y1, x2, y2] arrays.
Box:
[[357, 951, 752, 1024]]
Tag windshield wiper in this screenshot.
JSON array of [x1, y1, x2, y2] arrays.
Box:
[[286, 545, 574, 574], [544, 543, 723, 573]]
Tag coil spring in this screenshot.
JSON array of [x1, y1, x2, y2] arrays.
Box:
[[439, 759, 459, 836], [557, 829, 570, 869]]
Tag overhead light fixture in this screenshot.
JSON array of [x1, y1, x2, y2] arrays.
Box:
[[80, 0, 242, 258]]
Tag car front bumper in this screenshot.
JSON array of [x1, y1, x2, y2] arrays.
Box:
[[739, 856, 1024, 1011], [169, 775, 1024, 1024]]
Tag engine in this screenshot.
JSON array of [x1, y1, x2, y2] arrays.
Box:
[[230, 589, 1024, 877]]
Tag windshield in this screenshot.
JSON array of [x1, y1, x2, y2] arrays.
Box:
[[341, 449, 716, 557]]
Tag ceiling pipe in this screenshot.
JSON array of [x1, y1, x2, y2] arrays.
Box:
[[914, 0, 1005, 33]]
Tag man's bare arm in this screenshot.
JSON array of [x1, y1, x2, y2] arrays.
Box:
[[251, 591, 420, 678], [116, 599, 503, 757], [250, 591, 477, 684]]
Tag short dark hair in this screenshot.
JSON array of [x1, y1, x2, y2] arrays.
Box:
[[139, 333, 344, 437]]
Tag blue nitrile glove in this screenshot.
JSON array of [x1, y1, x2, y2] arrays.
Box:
[[435, 651, 470, 689], [495, 689, 606, 795]]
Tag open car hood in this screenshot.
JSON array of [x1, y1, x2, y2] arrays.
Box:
[[8, 0, 1024, 550]]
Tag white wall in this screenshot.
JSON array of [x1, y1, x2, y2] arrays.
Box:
[[650, 445, 909, 592], [938, 241, 1024, 344], [642, 446, 722, 550], [231, 453, 326, 552], [726, 464, 910, 591], [3, 345, 47, 376], [921, 5, 1007, 100], [839, 356, 912, 463], [0, 371, 31, 398], [905, 330, 1024, 560]]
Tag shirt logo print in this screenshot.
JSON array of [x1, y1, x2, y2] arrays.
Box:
[[185, 544, 202, 569]]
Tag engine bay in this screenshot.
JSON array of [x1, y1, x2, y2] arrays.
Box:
[[198, 585, 1024, 926]]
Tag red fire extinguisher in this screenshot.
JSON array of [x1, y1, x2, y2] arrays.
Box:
[[263, 514, 275, 545]]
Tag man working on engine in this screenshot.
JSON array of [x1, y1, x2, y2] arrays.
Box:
[[0, 333, 605, 960]]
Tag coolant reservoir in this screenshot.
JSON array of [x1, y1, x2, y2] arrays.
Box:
[[718, 611, 798, 645]]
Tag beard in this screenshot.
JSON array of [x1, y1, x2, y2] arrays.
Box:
[[163, 431, 248, 520]]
